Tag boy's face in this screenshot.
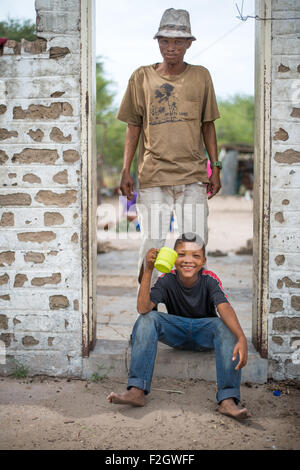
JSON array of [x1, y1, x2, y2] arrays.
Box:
[[174, 241, 206, 281]]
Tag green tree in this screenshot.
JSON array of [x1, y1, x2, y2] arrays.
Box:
[[0, 17, 36, 42], [96, 60, 127, 200], [96, 61, 115, 120], [215, 94, 254, 146], [98, 111, 126, 170]]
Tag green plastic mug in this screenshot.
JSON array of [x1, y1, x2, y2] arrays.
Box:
[[154, 247, 178, 274]]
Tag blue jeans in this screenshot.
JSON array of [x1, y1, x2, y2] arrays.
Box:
[[127, 311, 241, 404]]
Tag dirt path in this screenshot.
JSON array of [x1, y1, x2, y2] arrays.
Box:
[[0, 376, 299, 450]]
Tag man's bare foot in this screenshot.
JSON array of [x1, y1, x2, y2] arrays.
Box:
[[107, 387, 146, 407], [218, 398, 251, 420]]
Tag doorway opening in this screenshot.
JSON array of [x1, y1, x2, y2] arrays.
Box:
[[89, 0, 270, 360]]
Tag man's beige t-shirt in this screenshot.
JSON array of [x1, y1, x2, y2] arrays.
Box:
[[117, 64, 220, 189]]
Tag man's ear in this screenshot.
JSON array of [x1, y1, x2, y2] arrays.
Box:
[[186, 39, 193, 49]]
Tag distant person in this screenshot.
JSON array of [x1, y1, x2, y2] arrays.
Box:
[[117, 8, 222, 285], [120, 190, 140, 231], [107, 233, 250, 420]]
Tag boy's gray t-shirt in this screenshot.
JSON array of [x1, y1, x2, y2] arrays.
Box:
[[150, 269, 229, 318]]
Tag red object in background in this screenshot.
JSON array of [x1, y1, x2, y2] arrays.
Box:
[[207, 160, 212, 178], [0, 38, 8, 46]]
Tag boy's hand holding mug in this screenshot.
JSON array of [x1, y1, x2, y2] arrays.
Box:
[[146, 247, 178, 274], [145, 248, 159, 271]]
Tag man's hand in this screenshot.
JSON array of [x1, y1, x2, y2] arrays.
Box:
[[207, 168, 221, 199], [145, 248, 159, 271], [201, 121, 221, 199], [120, 124, 141, 200], [232, 336, 248, 370], [120, 170, 134, 200]]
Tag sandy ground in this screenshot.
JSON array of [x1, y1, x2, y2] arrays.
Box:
[[0, 376, 299, 450]]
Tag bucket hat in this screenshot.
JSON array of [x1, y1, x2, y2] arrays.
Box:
[[153, 8, 196, 41]]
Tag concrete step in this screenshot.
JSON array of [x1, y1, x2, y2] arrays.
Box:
[[82, 337, 268, 384]]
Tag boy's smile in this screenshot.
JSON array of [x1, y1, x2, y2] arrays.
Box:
[[174, 241, 206, 287]]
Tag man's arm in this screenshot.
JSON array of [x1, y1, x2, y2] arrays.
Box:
[[120, 124, 141, 200], [137, 248, 159, 314], [202, 121, 221, 199], [217, 302, 248, 370]]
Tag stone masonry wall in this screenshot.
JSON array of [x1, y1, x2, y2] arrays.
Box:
[[0, 0, 83, 376], [269, 0, 300, 379]]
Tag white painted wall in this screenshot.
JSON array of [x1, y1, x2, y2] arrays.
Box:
[[268, 0, 300, 379], [0, 0, 83, 376], [0, 0, 299, 380]]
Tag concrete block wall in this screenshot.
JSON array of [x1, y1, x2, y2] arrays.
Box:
[[0, 0, 83, 376], [269, 0, 300, 379], [0, 0, 299, 381]]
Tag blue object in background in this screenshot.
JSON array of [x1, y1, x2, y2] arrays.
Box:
[[273, 390, 281, 396]]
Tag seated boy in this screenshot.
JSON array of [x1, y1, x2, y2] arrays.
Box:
[[107, 232, 250, 419]]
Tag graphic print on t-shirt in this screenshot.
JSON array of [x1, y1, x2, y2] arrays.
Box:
[[149, 83, 189, 125]]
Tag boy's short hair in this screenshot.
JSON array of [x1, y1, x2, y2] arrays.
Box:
[[174, 232, 206, 256]]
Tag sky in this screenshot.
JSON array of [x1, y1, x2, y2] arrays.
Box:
[[0, 0, 255, 107]]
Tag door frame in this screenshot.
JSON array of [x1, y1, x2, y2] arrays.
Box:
[[81, 0, 272, 359], [80, 0, 97, 356], [252, 0, 272, 358]]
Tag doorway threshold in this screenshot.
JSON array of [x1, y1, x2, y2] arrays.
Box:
[[82, 337, 267, 384], [86, 250, 267, 383]]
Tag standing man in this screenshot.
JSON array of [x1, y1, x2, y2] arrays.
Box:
[[117, 8, 222, 283]]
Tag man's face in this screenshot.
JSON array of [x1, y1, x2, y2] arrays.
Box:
[[174, 242, 206, 280], [158, 37, 192, 65]]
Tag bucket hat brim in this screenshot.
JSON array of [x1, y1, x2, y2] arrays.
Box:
[[154, 29, 196, 40]]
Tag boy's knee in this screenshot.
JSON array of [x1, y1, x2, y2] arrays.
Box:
[[216, 319, 236, 344], [134, 310, 158, 332], [132, 311, 160, 347]]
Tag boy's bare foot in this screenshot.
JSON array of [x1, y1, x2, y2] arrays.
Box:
[[107, 387, 146, 407], [218, 398, 251, 420]]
